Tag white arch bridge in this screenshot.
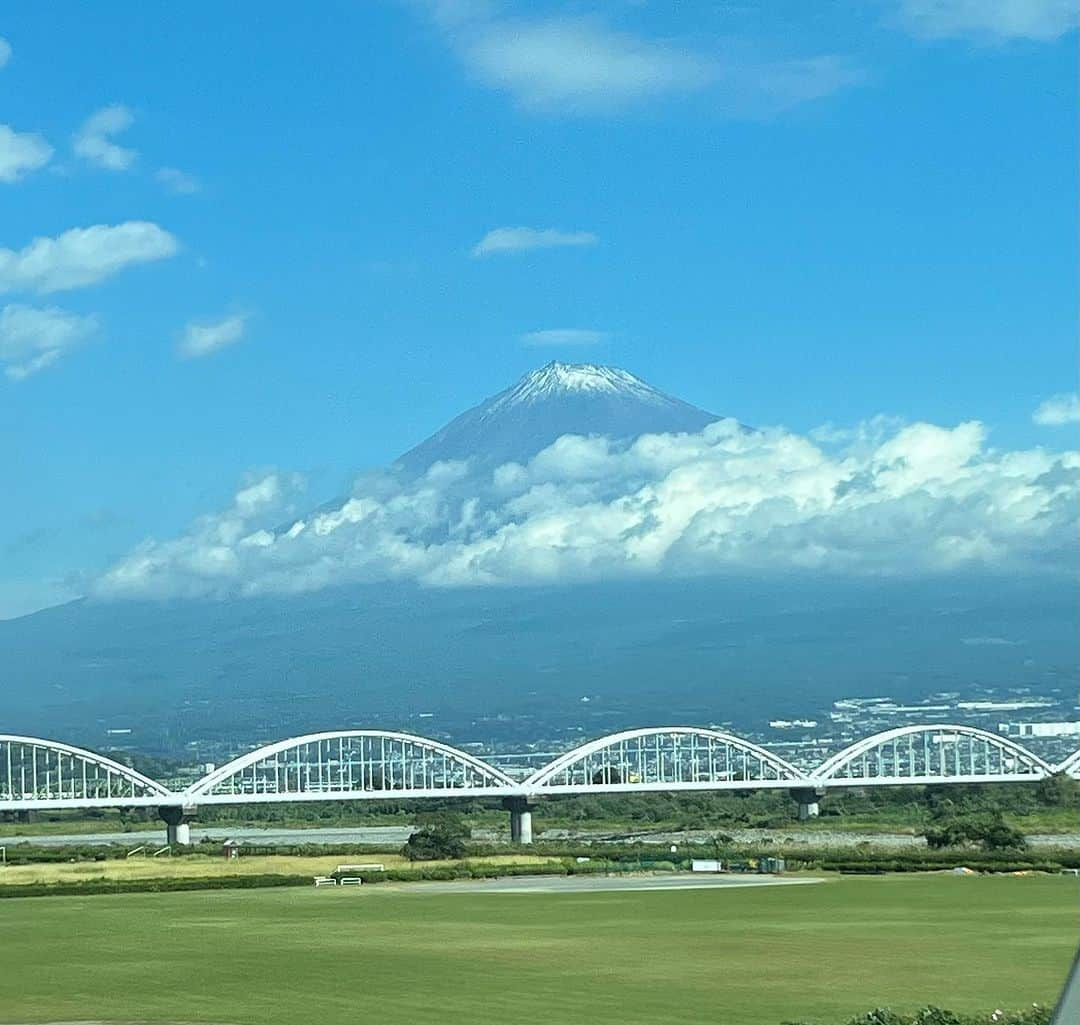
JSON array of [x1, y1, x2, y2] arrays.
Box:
[[2, 725, 1076, 844]]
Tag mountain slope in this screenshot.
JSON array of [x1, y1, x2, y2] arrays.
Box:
[[396, 362, 723, 472], [4, 576, 1072, 756]]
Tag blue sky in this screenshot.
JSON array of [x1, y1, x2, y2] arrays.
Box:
[[1, 1, 1077, 616]]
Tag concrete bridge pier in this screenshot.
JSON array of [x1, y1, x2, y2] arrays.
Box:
[[159, 804, 196, 846], [790, 787, 827, 820], [502, 795, 535, 845]]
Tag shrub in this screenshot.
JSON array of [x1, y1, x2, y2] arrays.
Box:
[[402, 826, 467, 861], [924, 813, 1027, 852], [0, 873, 312, 900], [782, 1005, 1051, 1025]]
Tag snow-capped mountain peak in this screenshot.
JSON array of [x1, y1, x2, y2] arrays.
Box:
[[396, 361, 724, 472], [490, 361, 669, 411]]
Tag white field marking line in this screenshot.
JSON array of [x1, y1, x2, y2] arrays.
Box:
[[475, 880, 826, 895], [400, 876, 827, 896]]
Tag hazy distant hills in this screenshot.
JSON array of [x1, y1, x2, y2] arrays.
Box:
[[2, 576, 1074, 755], [396, 361, 724, 472]]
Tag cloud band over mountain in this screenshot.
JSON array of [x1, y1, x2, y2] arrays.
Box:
[[96, 415, 1079, 601]]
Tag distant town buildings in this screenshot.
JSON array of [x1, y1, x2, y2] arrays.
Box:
[[998, 721, 1080, 739]]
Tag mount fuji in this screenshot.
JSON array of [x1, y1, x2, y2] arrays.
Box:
[[1, 363, 1074, 755], [396, 362, 724, 472]]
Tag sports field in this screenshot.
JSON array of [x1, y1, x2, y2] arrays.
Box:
[[1, 874, 1076, 1025]]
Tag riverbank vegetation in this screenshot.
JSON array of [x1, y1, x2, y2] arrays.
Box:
[[2, 774, 1078, 838]]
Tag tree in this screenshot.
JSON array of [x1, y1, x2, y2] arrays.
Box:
[[402, 826, 466, 861], [1034, 772, 1080, 808], [923, 812, 1026, 851], [978, 816, 1027, 851], [402, 811, 469, 861]]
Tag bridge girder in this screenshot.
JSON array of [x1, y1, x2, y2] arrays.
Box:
[[2, 726, 1075, 812]]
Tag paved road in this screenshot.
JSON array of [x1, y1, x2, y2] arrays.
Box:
[[367, 873, 826, 896]]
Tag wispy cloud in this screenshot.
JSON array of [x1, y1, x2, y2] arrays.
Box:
[[521, 328, 607, 347], [1033, 392, 1080, 426], [178, 312, 249, 359], [96, 416, 1079, 600], [0, 37, 11, 68], [0, 303, 98, 380], [73, 105, 137, 171], [472, 226, 597, 257], [460, 16, 714, 112], [0, 222, 178, 294], [0, 124, 53, 183], [156, 167, 200, 195], [421, 7, 861, 116], [896, 0, 1079, 41]]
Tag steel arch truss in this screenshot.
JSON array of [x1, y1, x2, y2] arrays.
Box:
[[811, 725, 1054, 787], [524, 727, 802, 794], [0, 734, 171, 810], [184, 731, 517, 804], [1057, 749, 1080, 780]]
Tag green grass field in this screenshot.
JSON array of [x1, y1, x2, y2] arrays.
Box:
[[1, 874, 1076, 1025]]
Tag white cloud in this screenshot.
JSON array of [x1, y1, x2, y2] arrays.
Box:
[[73, 105, 137, 171], [178, 312, 249, 359], [1033, 392, 1080, 426], [472, 226, 597, 258], [897, 0, 1079, 41], [461, 16, 714, 112], [95, 416, 1079, 601], [0, 222, 178, 294], [0, 303, 98, 380], [425, 8, 860, 115], [156, 167, 200, 195], [0, 124, 52, 183], [0, 37, 10, 68], [521, 329, 607, 347]]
